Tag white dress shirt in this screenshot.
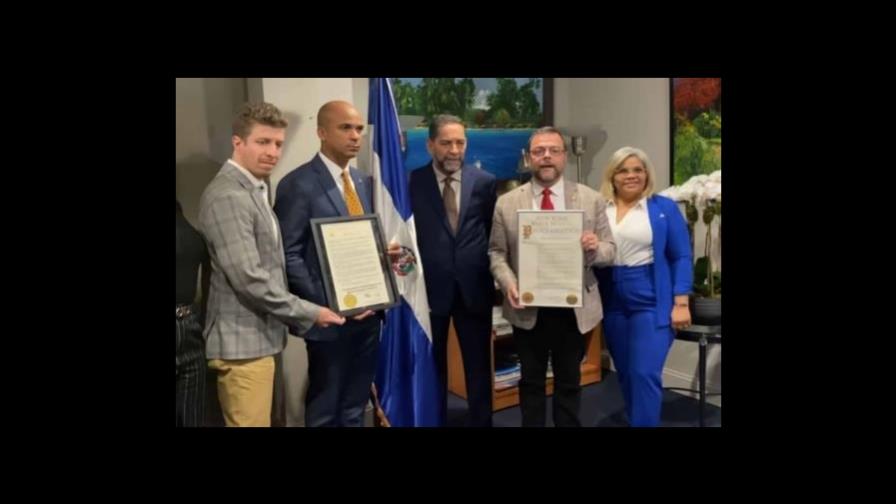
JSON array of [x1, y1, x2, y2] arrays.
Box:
[[319, 151, 358, 196], [530, 179, 565, 210], [229, 159, 278, 242], [606, 197, 653, 266]]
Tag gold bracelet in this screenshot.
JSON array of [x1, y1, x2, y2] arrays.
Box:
[[674, 303, 689, 308]]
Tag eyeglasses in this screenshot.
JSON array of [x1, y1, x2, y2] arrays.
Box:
[[530, 147, 565, 157], [614, 167, 646, 175]]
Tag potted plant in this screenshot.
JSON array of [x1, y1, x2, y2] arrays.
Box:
[[660, 170, 721, 325]]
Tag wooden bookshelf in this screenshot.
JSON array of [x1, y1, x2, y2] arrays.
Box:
[[447, 319, 602, 411]]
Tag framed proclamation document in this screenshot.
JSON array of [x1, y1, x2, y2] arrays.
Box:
[[517, 210, 584, 308], [310, 215, 400, 316]]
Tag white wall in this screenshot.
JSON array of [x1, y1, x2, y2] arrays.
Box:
[[175, 78, 246, 227], [175, 78, 210, 162], [554, 78, 721, 407], [250, 78, 370, 198], [554, 78, 670, 189]]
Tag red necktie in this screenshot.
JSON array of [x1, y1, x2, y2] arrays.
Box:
[[540, 188, 554, 210]]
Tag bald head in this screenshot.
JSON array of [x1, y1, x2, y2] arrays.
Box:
[[317, 100, 364, 167], [317, 100, 359, 128]]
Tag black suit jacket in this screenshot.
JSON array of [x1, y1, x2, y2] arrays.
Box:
[[409, 163, 497, 316]]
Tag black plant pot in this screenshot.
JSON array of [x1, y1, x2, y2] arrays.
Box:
[[690, 296, 722, 326]]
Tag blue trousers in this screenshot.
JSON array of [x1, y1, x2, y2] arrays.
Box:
[[305, 317, 380, 427], [599, 265, 673, 427]]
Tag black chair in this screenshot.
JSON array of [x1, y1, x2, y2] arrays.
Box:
[[666, 324, 721, 427]]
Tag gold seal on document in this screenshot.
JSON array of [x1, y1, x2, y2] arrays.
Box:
[[521, 292, 534, 303], [566, 294, 578, 305], [343, 294, 358, 308]]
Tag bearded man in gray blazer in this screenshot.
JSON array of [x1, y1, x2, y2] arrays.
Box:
[[198, 102, 345, 427], [489, 127, 616, 427]]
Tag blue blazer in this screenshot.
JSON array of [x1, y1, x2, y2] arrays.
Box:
[[409, 163, 497, 316], [273, 154, 374, 341], [599, 194, 693, 328], [647, 195, 693, 327]]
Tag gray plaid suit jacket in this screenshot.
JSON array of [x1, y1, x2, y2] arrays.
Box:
[[488, 179, 616, 335], [199, 161, 321, 360]]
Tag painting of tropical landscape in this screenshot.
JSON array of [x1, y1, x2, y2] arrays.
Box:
[[390, 78, 547, 180]]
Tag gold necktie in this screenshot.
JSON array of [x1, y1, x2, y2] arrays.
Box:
[[443, 176, 458, 234], [342, 169, 364, 216]]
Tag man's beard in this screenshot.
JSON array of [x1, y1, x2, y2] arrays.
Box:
[[533, 165, 560, 184], [436, 159, 462, 174]]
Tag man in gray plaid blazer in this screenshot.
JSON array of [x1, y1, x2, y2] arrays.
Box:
[[199, 102, 346, 427]]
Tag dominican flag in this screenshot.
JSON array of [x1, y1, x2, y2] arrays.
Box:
[[369, 78, 440, 426]]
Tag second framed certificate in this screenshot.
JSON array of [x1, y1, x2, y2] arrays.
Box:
[[310, 215, 399, 316], [517, 210, 584, 308]]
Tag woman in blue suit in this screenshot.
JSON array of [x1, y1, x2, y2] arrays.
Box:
[[596, 147, 693, 427]]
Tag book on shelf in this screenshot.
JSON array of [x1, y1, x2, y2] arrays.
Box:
[[492, 306, 512, 336], [495, 379, 519, 390], [494, 348, 520, 373], [495, 370, 521, 382], [495, 362, 520, 374]]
